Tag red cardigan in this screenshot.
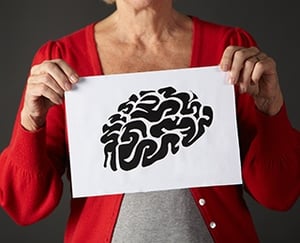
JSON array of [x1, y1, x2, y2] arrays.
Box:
[[1, 16, 299, 243]]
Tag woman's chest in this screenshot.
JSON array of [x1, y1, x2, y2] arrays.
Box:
[[96, 37, 192, 75]]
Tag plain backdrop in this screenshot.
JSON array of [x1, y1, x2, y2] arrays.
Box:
[[0, 0, 299, 242]]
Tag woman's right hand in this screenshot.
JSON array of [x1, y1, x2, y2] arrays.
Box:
[[21, 59, 79, 131]]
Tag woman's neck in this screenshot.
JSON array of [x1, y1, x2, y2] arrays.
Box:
[[109, 0, 180, 44]]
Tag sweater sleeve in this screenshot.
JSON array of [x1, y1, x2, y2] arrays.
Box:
[[239, 96, 300, 210], [0, 41, 68, 225], [225, 28, 300, 210]]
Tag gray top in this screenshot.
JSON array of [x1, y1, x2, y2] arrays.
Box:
[[112, 189, 214, 243]]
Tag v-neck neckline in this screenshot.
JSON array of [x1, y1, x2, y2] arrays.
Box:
[[86, 16, 201, 76]]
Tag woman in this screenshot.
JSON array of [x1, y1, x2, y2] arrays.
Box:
[[0, 0, 299, 242]]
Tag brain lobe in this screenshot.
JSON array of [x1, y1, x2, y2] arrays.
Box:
[[100, 86, 213, 171]]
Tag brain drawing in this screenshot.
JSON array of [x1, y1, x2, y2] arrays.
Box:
[[100, 86, 213, 171]]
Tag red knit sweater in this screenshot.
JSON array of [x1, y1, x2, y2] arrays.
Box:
[[0, 16, 299, 243]]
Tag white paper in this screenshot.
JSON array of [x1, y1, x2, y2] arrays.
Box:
[[65, 66, 242, 198]]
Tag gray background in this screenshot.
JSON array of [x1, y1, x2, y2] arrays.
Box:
[[0, 0, 299, 242]]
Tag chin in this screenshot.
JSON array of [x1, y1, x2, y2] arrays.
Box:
[[123, 0, 157, 9]]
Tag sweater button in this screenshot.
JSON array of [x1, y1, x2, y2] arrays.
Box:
[[210, 221, 217, 229], [199, 198, 206, 206]]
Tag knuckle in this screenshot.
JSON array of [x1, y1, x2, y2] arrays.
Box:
[[39, 83, 49, 93], [30, 64, 39, 74], [224, 46, 236, 57], [225, 46, 234, 53], [255, 61, 263, 68], [52, 58, 63, 63], [39, 73, 52, 85], [26, 75, 35, 84], [54, 59, 64, 66], [43, 61, 55, 70], [227, 45, 239, 52], [250, 46, 259, 53], [252, 77, 260, 84], [234, 48, 247, 59], [26, 82, 35, 91], [268, 57, 276, 66], [245, 57, 256, 66], [57, 59, 66, 65]]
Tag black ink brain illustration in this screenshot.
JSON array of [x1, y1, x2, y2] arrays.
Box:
[[100, 86, 213, 171]]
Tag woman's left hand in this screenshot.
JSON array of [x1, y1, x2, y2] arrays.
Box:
[[220, 46, 284, 116]]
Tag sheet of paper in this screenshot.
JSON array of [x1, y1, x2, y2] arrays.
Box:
[[65, 66, 242, 198]]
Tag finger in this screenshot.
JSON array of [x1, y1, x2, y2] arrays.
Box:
[[220, 46, 257, 70], [28, 73, 65, 98], [239, 53, 273, 96], [53, 59, 79, 84], [220, 46, 242, 71], [238, 53, 264, 93], [220, 46, 260, 82], [31, 62, 71, 91], [220, 46, 238, 72], [251, 55, 274, 85], [27, 82, 63, 105], [229, 46, 260, 84], [31, 59, 79, 91]]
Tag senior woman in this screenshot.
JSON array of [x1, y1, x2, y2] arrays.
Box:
[[0, 0, 299, 242]]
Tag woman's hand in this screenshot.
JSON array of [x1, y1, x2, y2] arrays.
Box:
[[220, 46, 284, 116], [21, 59, 79, 131]]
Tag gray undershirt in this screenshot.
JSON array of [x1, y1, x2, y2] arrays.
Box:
[[112, 189, 214, 243]]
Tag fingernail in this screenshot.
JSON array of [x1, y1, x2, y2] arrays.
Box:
[[239, 86, 246, 93], [70, 73, 79, 83], [229, 76, 235, 84], [221, 64, 229, 71], [65, 82, 72, 91]]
